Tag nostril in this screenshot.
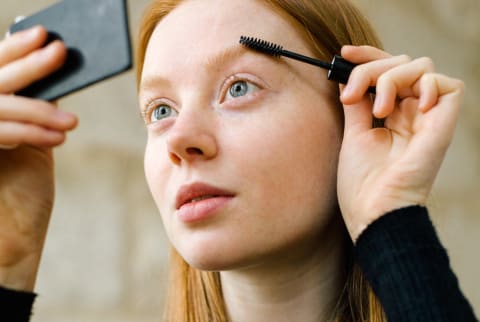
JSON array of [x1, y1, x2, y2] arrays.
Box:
[[186, 147, 203, 155], [169, 152, 182, 165]]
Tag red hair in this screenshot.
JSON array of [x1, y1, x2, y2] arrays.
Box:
[[136, 1, 386, 321]]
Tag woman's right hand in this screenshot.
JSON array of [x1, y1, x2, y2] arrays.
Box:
[[0, 26, 77, 291]]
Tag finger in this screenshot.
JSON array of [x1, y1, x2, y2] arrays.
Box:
[[341, 87, 374, 135], [420, 74, 464, 134], [341, 54, 412, 104], [0, 121, 67, 147], [387, 74, 463, 167], [373, 57, 435, 118], [0, 40, 67, 94], [417, 73, 464, 113], [417, 73, 439, 112], [0, 95, 77, 130], [341, 45, 392, 64], [0, 26, 48, 66]]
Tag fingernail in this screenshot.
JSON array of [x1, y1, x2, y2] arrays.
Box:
[[341, 85, 352, 99], [40, 41, 61, 57], [24, 26, 41, 39], [372, 96, 383, 116], [55, 110, 75, 122]]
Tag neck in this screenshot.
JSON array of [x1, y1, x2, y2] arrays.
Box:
[[220, 216, 348, 322]]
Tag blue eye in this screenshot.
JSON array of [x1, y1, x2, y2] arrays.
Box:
[[226, 80, 258, 99], [150, 104, 177, 123]]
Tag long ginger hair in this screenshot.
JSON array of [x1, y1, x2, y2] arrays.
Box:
[[136, 1, 386, 321]]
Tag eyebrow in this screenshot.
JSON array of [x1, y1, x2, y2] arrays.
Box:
[[205, 44, 250, 70], [140, 45, 248, 91], [139, 43, 288, 99], [205, 43, 290, 71]]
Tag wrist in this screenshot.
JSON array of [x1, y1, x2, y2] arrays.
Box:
[[343, 197, 427, 243], [0, 254, 41, 292]]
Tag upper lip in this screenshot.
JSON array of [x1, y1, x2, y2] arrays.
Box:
[[175, 182, 235, 209]]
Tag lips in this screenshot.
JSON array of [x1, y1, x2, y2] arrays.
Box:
[[175, 182, 235, 210]]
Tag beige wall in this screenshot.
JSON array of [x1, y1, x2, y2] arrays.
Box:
[[1, 0, 478, 321]]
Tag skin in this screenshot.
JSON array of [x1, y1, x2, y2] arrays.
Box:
[[0, 0, 464, 321], [338, 47, 464, 240], [141, 1, 346, 320], [139, 0, 463, 321], [141, 0, 343, 271], [0, 26, 76, 291]]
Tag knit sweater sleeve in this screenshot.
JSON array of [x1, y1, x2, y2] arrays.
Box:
[[355, 205, 478, 322], [0, 286, 36, 321]]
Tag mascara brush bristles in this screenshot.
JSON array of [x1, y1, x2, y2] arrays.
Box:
[[239, 35, 332, 70], [239, 36, 377, 94], [239, 36, 283, 56]]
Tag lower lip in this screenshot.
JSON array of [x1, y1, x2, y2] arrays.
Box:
[[177, 196, 233, 223]]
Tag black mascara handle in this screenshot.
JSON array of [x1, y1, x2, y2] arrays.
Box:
[[328, 55, 376, 94]]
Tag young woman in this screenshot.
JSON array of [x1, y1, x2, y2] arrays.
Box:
[[0, 0, 477, 321]]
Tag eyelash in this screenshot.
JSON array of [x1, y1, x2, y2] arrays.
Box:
[[220, 75, 261, 104], [142, 75, 263, 125], [142, 98, 177, 125]]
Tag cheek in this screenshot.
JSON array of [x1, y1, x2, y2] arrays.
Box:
[[206, 102, 343, 267], [223, 95, 343, 223], [271, 122, 339, 212], [144, 138, 171, 214]]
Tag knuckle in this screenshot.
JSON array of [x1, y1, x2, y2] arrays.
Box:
[[351, 62, 378, 85], [421, 72, 436, 84], [350, 63, 367, 79], [376, 72, 393, 87], [397, 54, 412, 63], [453, 78, 465, 93], [416, 56, 435, 71]]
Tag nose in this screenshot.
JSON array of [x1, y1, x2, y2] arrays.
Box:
[[166, 108, 218, 165]]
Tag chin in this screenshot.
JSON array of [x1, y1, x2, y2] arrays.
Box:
[[173, 234, 261, 272], [184, 256, 234, 272], [177, 245, 244, 272]]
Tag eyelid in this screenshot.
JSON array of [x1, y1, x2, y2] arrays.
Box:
[[219, 73, 267, 103], [142, 97, 177, 124]]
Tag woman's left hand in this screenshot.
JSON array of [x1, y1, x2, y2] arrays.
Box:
[[337, 45, 465, 242]]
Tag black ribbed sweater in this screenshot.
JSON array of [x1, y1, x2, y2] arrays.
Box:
[[0, 206, 478, 321]]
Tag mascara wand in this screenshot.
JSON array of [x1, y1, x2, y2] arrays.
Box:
[[239, 36, 375, 94]]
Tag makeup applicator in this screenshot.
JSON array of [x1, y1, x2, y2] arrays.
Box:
[[239, 36, 376, 94]]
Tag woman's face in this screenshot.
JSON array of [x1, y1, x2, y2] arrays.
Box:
[[139, 0, 343, 270]]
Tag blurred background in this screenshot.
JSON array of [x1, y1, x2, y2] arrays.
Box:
[[1, 0, 479, 321]]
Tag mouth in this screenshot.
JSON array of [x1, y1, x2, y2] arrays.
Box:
[[188, 194, 220, 203], [175, 182, 235, 210]]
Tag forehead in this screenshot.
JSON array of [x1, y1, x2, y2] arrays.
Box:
[[141, 0, 313, 78]]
